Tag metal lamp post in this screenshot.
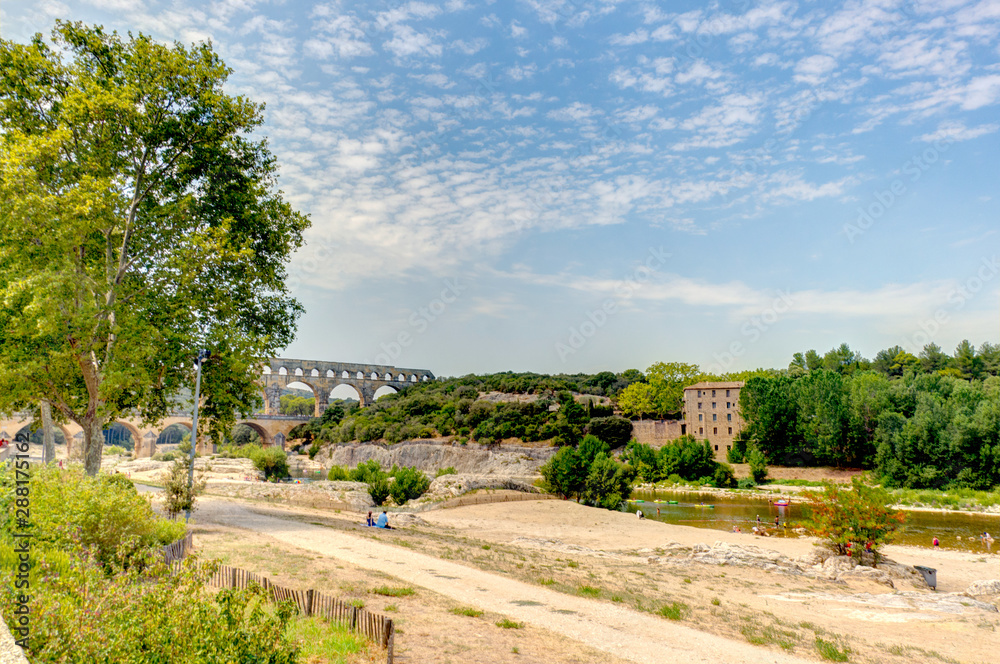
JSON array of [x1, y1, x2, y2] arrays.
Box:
[[185, 349, 210, 522]]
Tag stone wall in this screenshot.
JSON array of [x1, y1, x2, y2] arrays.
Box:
[[630, 420, 685, 446]]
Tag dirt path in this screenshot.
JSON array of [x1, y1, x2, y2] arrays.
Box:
[[194, 496, 814, 664]]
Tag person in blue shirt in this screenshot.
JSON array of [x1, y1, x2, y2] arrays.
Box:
[[376, 511, 393, 529]]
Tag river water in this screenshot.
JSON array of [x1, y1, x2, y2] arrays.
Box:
[[630, 489, 1000, 553]]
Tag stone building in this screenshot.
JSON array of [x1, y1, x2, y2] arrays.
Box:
[[681, 381, 745, 460]]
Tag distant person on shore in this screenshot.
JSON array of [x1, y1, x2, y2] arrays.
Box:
[[637, 510, 644, 519], [933, 536, 939, 548], [983, 532, 994, 552], [376, 511, 393, 529], [366, 511, 374, 527], [732, 525, 741, 533], [774, 516, 780, 527]]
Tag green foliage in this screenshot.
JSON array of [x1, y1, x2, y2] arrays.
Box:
[[162, 458, 207, 520], [496, 618, 523, 629], [815, 637, 851, 662], [0, 465, 185, 571], [449, 606, 484, 617], [280, 394, 315, 416], [327, 465, 349, 481], [747, 444, 769, 484], [389, 467, 430, 505], [435, 466, 457, 477], [1, 556, 300, 663], [0, 22, 309, 475], [804, 477, 905, 558], [657, 601, 690, 620], [582, 452, 635, 510], [539, 445, 587, 499], [586, 416, 634, 447], [251, 446, 290, 481], [713, 463, 737, 488]]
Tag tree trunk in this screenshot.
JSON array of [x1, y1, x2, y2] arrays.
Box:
[[84, 417, 105, 476], [40, 401, 55, 464]]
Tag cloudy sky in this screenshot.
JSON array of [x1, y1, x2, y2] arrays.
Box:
[[4, 0, 1000, 377]]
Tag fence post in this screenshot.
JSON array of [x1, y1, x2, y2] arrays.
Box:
[[306, 588, 314, 617]]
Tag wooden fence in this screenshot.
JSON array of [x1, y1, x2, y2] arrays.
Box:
[[160, 534, 395, 663], [202, 564, 395, 663], [161, 532, 194, 564]]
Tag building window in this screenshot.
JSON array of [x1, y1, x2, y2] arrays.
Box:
[[714, 445, 719, 451], [727, 413, 732, 421], [713, 427, 718, 434], [712, 414, 717, 421], [697, 390, 702, 397], [727, 445, 731, 451], [698, 402, 702, 409], [728, 427, 733, 434], [712, 389, 716, 397], [698, 414, 703, 421], [699, 427, 704, 434], [726, 402, 730, 409], [712, 402, 716, 408], [726, 389, 730, 397]]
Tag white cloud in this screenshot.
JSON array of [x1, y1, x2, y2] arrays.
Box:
[[919, 120, 999, 142], [675, 94, 763, 150], [793, 54, 837, 85], [384, 24, 443, 57], [609, 29, 649, 46]]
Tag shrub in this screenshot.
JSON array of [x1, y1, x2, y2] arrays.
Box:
[[737, 477, 757, 489], [162, 458, 207, 520], [327, 465, 349, 481], [747, 444, 769, 484], [250, 446, 290, 480], [582, 452, 635, 510], [0, 557, 300, 663], [0, 466, 185, 572], [586, 416, 634, 448], [368, 476, 391, 506], [435, 466, 457, 477], [712, 464, 737, 488], [658, 601, 689, 620], [804, 477, 906, 560], [102, 445, 131, 456], [389, 467, 430, 505], [350, 459, 384, 484]]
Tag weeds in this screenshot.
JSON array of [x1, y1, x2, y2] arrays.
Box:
[[658, 601, 689, 621], [496, 618, 524, 629], [450, 606, 484, 618], [371, 586, 414, 597], [815, 637, 850, 661]]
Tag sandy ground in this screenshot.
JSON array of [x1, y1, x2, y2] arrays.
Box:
[[181, 493, 1000, 664]]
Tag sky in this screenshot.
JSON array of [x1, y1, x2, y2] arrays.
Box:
[[3, 0, 1000, 379]]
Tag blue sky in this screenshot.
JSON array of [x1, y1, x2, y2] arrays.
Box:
[[4, 0, 1000, 377]]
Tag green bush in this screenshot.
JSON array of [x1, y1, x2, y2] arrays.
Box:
[[0, 466, 185, 572], [0, 557, 300, 663], [747, 444, 769, 484], [389, 467, 431, 505], [250, 446, 290, 480], [586, 416, 634, 448], [368, 476, 391, 506], [737, 477, 757, 489], [327, 465, 349, 481], [435, 466, 457, 477], [713, 464, 737, 488]]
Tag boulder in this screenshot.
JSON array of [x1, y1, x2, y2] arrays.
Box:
[[964, 580, 1000, 597]]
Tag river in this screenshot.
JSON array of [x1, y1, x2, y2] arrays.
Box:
[[631, 489, 999, 552]]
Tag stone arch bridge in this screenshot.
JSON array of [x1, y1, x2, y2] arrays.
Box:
[[0, 358, 434, 460]]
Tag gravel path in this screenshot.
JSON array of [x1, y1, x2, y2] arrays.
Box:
[[195, 497, 814, 664]]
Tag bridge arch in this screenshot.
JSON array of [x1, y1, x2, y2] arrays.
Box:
[[235, 421, 271, 447], [373, 385, 398, 401]]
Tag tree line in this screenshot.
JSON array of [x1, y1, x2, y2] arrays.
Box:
[[734, 341, 1000, 490]]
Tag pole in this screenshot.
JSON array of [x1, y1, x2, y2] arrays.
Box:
[[185, 350, 210, 522]]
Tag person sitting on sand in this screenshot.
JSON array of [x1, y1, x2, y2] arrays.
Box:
[[376, 510, 393, 529], [752, 526, 760, 536], [933, 536, 939, 547], [366, 511, 374, 527], [732, 525, 741, 533]]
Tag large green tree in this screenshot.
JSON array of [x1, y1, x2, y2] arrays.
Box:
[[0, 23, 309, 474]]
